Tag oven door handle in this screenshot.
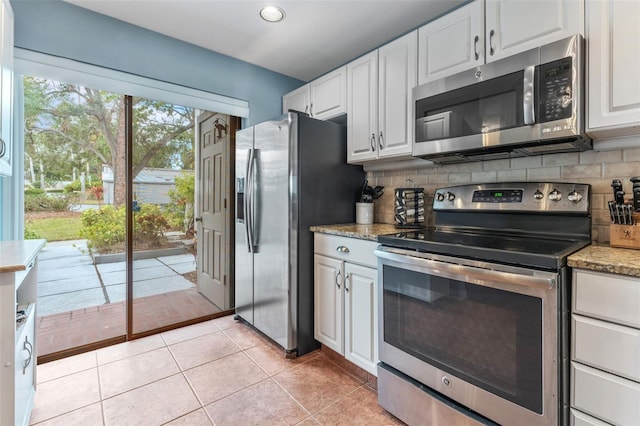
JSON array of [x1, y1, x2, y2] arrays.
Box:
[[375, 249, 557, 290]]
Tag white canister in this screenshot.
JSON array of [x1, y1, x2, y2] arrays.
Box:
[[355, 202, 374, 225]]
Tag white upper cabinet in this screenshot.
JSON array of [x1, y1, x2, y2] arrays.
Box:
[[586, 0, 640, 137], [282, 66, 347, 120], [282, 84, 310, 116], [309, 66, 347, 120], [485, 0, 584, 62], [347, 50, 379, 163], [418, 0, 584, 85], [0, 0, 14, 176], [348, 32, 417, 163], [418, 0, 484, 85]]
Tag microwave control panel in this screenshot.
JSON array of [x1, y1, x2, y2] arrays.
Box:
[[538, 57, 573, 123]]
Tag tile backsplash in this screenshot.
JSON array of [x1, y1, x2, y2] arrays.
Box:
[[367, 137, 640, 243]]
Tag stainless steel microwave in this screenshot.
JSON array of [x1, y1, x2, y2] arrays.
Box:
[[412, 34, 591, 163]]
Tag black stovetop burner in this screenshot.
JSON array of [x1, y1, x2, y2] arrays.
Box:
[[378, 227, 590, 270], [379, 182, 592, 271]]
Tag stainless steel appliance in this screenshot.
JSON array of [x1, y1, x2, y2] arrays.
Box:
[[235, 111, 364, 357], [413, 34, 590, 163], [376, 182, 591, 426]]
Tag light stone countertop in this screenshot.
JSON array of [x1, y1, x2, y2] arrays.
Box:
[[309, 223, 400, 241], [0, 239, 46, 273], [568, 244, 640, 277]]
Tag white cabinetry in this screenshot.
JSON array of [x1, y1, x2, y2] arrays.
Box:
[[347, 31, 416, 163], [571, 269, 640, 425], [586, 0, 640, 137], [0, 0, 14, 176], [313, 233, 378, 375], [282, 66, 346, 120], [418, 0, 583, 85], [0, 240, 45, 426]]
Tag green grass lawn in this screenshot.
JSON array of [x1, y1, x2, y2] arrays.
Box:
[[25, 215, 83, 242]]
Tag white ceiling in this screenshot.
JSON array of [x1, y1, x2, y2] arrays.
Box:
[[63, 0, 466, 82]]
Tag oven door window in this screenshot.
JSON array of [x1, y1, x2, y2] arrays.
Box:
[[415, 70, 525, 142], [383, 264, 543, 414]]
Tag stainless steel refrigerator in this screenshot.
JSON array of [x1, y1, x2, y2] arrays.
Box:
[[235, 112, 364, 356]]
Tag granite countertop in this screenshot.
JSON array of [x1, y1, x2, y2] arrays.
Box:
[[310, 223, 399, 241], [568, 245, 640, 277]]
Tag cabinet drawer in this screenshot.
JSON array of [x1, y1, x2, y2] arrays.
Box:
[[570, 409, 611, 426], [314, 234, 378, 268], [573, 269, 640, 328], [571, 362, 640, 425], [573, 314, 640, 381]]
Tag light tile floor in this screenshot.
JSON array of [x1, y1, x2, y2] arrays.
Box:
[[31, 315, 403, 426]]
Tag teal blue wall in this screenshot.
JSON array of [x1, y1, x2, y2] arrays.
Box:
[[11, 0, 304, 126]]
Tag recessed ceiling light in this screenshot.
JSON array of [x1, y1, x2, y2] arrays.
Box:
[[259, 5, 285, 23]]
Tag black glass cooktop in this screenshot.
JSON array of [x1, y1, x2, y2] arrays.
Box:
[[378, 228, 590, 270]]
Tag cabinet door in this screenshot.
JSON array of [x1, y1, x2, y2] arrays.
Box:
[[417, 0, 483, 85], [314, 254, 343, 354], [310, 66, 346, 120], [586, 0, 640, 134], [378, 31, 417, 159], [0, 0, 13, 176], [485, 0, 583, 62], [344, 263, 377, 375], [347, 51, 378, 163], [282, 84, 309, 115]]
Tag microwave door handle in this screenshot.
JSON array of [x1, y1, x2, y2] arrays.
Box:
[[523, 65, 535, 125]]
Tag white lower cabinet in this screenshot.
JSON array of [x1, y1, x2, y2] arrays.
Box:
[[313, 234, 378, 375], [571, 269, 640, 425]]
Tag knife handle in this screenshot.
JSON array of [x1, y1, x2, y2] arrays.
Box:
[[633, 186, 640, 212]]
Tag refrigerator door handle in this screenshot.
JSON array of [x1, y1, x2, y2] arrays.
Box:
[[244, 148, 254, 253], [247, 148, 258, 251]]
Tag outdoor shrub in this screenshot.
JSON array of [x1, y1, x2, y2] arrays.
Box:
[[135, 204, 169, 246], [24, 188, 45, 196], [80, 205, 126, 250], [167, 172, 195, 233], [89, 185, 104, 202], [64, 180, 82, 193], [80, 203, 169, 252], [24, 192, 77, 212]]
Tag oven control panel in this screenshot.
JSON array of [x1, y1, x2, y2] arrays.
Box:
[[433, 182, 590, 213]]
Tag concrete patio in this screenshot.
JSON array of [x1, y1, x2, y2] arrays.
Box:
[[37, 240, 197, 316]]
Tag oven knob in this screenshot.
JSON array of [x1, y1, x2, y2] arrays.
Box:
[[548, 189, 562, 201], [446, 192, 456, 202], [568, 190, 583, 203], [436, 192, 445, 202], [532, 190, 544, 200]]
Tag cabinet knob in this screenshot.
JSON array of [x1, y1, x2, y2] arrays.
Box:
[[336, 246, 350, 253]]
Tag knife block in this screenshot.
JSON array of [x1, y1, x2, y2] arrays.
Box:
[[610, 219, 640, 249]]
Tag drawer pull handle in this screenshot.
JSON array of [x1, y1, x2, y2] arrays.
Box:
[[336, 246, 350, 253], [23, 336, 33, 375]]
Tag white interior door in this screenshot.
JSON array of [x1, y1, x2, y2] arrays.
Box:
[[197, 112, 229, 309]]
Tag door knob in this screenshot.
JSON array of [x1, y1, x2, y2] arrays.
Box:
[[195, 217, 202, 222]]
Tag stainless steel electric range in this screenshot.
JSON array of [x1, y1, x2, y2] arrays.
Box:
[[375, 182, 591, 426]]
